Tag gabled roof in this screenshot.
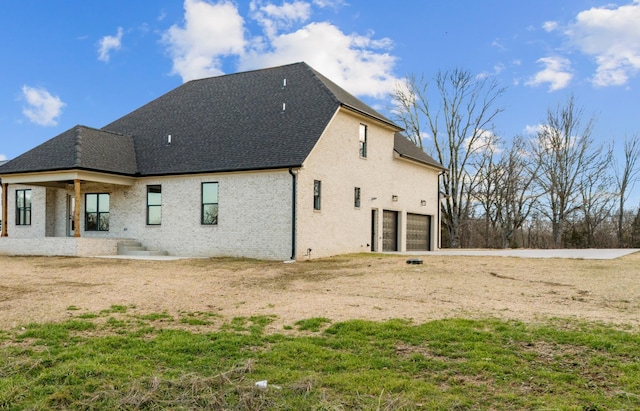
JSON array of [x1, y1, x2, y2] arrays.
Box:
[[393, 132, 445, 170], [102, 62, 398, 176], [308, 67, 398, 129], [0, 62, 427, 178], [0, 125, 137, 175]]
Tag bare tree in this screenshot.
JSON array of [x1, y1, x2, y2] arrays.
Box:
[[578, 145, 615, 247], [530, 95, 603, 248], [391, 73, 428, 151], [391, 68, 505, 247], [632, 208, 640, 247], [470, 132, 502, 247], [494, 137, 540, 248], [614, 134, 640, 246]]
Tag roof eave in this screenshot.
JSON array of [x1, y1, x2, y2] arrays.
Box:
[[0, 166, 138, 178], [393, 151, 447, 171], [137, 164, 304, 178], [0, 168, 137, 186], [340, 104, 403, 131]]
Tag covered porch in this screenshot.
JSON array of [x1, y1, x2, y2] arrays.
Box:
[[0, 169, 136, 256]]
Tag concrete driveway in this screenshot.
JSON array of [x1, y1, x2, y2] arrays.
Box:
[[403, 248, 640, 260]]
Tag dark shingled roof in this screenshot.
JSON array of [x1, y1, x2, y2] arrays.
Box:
[[394, 132, 445, 170], [0, 62, 439, 178], [308, 67, 397, 129], [102, 62, 397, 176], [0, 125, 137, 175]]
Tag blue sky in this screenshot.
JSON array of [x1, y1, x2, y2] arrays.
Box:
[[1, 0, 639, 165]]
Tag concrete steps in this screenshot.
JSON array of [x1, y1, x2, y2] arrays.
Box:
[[117, 240, 168, 257]]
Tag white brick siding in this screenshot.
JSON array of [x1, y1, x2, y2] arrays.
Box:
[[296, 109, 441, 259], [2, 172, 293, 259], [121, 171, 293, 259], [7, 185, 47, 238]]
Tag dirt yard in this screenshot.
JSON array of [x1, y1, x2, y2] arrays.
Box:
[[1, 252, 639, 331]]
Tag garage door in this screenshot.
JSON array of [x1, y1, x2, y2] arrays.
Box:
[[382, 210, 398, 251], [406, 213, 431, 251]]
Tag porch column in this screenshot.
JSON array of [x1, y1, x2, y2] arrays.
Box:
[[74, 179, 81, 238], [1, 183, 7, 237]]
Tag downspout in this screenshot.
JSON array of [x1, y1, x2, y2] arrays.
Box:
[[437, 170, 446, 249], [1, 181, 7, 237], [288, 168, 297, 260]]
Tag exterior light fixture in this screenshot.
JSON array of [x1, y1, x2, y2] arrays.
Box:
[[392, 195, 398, 202], [421, 200, 426, 206]]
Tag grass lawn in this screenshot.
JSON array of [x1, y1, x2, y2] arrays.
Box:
[[1, 306, 639, 410]]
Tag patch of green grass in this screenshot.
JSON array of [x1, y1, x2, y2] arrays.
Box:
[[220, 315, 277, 334], [178, 311, 220, 326], [104, 317, 131, 331], [180, 317, 212, 326], [17, 320, 96, 346], [100, 304, 129, 314], [1, 317, 639, 410], [76, 312, 99, 319], [294, 317, 331, 332], [65, 305, 81, 311], [135, 312, 174, 322]]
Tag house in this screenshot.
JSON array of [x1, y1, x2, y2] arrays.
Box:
[[0, 161, 4, 234], [0, 62, 445, 260]]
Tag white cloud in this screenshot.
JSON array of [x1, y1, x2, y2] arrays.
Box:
[[524, 123, 577, 150], [250, 0, 311, 39], [163, 0, 246, 81], [465, 129, 501, 154], [163, 0, 400, 99], [0, 154, 7, 161], [97, 27, 124, 62], [259, 1, 310, 21], [240, 21, 398, 98], [476, 64, 505, 80], [542, 21, 559, 32], [524, 124, 544, 135], [525, 56, 573, 91], [21, 86, 66, 126], [566, 1, 640, 87], [312, 0, 345, 7], [491, 39, 506, 51]]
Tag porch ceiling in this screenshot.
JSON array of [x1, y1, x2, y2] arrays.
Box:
[[0, 169, 135, 187]]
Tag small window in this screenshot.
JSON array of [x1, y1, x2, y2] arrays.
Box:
[[147, 185, 162, 225], [359, 124, 368, 158], [85, 193, 110, 231], [354, 187, 361, 208], [16, 189, 32, 225], [313, 180, 321, 210], [202, 182, 219, 225]]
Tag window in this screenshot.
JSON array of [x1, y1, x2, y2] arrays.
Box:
[[354, 187, 361, 208], [359, 124, 367, 158], [147, 185, 161, 225], [202, 182, 219, 225], [85, 193, 110, 231], [16, 189, 31, 225], [313, 180, 321, 210]]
